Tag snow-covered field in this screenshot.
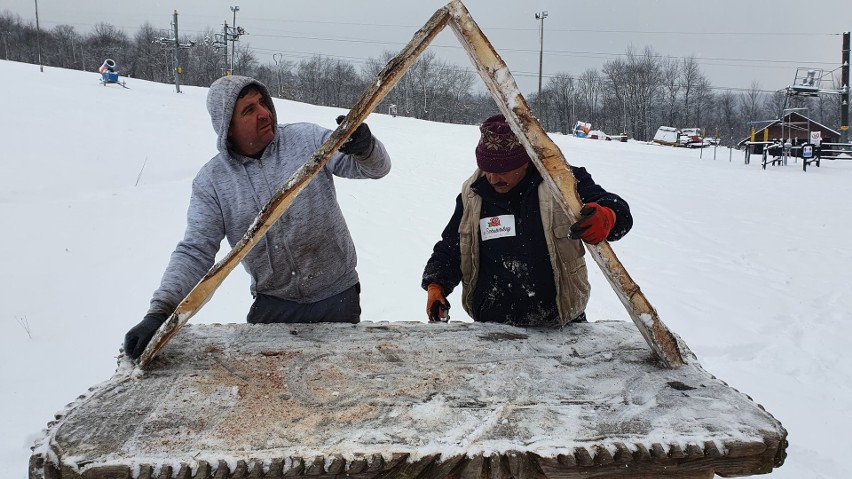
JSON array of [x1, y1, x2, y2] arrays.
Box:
[[1, 60, 850, 478]]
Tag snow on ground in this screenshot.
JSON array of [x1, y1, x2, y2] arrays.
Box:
[[1, 60, 851, 478]]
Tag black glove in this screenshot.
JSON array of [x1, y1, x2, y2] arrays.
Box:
[[336, 115, 374, 156], [123, 312, 167, 360]]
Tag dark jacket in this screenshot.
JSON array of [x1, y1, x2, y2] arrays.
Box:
[[422, 165, 632, 325]]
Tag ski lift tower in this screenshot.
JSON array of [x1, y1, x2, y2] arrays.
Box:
[[783, 32, 850, 145]]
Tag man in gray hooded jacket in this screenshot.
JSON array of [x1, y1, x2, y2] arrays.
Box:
[[123, 75, 391, 360]]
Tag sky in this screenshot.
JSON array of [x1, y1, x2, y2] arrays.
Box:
[[2, 59, 852, 478], [2, 0, 850, 96]]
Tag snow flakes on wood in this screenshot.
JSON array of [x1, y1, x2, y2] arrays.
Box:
[[30, 321, 786, 478]]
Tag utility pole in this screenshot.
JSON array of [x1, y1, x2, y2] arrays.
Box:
[[34, 0, 43, 72], [534, 11, 548, 115], [209, 12, 245, 77], [172, 11, 181, 93], [841, 31, 850, 144], [223, 21, 230, 75], [230, 6, 240, 74], [153, 10, 195, 93]]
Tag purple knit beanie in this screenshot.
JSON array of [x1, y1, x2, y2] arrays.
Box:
[[475, 114, 531, 173]]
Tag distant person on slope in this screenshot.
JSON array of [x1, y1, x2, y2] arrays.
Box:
[[123, 75, 391, 360], [421, 114, 632, 326]]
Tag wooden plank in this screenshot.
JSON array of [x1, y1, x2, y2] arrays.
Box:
[[444, 0, 685, 369], [381, 453, 438, 478], [32, 322, 786, 479], [137, 6, 452, 368]]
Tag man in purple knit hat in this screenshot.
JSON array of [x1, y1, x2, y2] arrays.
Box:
[[421, 114, 633, 326]]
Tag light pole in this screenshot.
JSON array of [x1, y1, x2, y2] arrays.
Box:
[[534, 11, 548, 114], [230, 6, 240, 74], [34, 0, 43, 72]]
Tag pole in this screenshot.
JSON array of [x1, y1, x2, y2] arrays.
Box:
[[223, 21, 230, 75], [173, 11, 181, 93], [534, 11, 547, 115], [34, 0, 43, 72], [841, 31, 849, 144], [729, 127, 733, 162], [230, 6, 240, 75], [273, 52, 283, 97]]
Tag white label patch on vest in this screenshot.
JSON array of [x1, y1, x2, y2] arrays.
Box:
[[480, 215, 516, 241]]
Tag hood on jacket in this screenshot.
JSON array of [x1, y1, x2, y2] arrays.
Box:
[[206, 75, 278, 158]]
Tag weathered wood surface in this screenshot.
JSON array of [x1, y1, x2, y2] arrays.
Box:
[[30, 321, 786, 478]]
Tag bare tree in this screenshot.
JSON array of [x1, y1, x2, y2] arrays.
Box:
[[691, 76, 714, 132], [431, 66, 476, 124], [738, 81, 765, 125], [49, 24, 81, 70], [680, 55, 702, 126], [577, 68, 602, 127], [715, 90, 739, 145], [325, 59, 362, 107], [603, 46, 662, 140], [184, 28, 225, 86], [128, 22, 165, 82], [602, 57, 628, 135], [232, 42, 259, 78], [540, 72, 575, 133], [764, 90, 789, 120], [86, 22, 130, 73], [660, 57, 681, 126], [294, 55, 324, 105]]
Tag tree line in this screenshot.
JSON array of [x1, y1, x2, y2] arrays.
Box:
[[1, 12, 845, 144]]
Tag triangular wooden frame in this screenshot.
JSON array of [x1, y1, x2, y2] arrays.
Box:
[[139, 0, 685, 368]]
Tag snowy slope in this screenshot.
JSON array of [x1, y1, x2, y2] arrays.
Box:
[[1, 60, 851, 478]]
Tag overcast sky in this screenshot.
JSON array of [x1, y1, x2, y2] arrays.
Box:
[[3, 0, 849, 96]]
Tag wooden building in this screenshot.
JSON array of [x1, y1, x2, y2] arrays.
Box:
[[738, 111, 841, 153]]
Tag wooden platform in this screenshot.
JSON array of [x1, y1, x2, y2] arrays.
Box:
[[29, 321, 786, 478]]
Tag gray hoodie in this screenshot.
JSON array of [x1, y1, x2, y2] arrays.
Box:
[[148, 75, 391, 316]]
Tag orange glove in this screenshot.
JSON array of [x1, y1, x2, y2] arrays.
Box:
[[569, 202, 615, 245], [426, 283, 450, 322]]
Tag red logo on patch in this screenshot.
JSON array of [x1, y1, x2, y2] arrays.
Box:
[[489, 217, 501, 227]]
